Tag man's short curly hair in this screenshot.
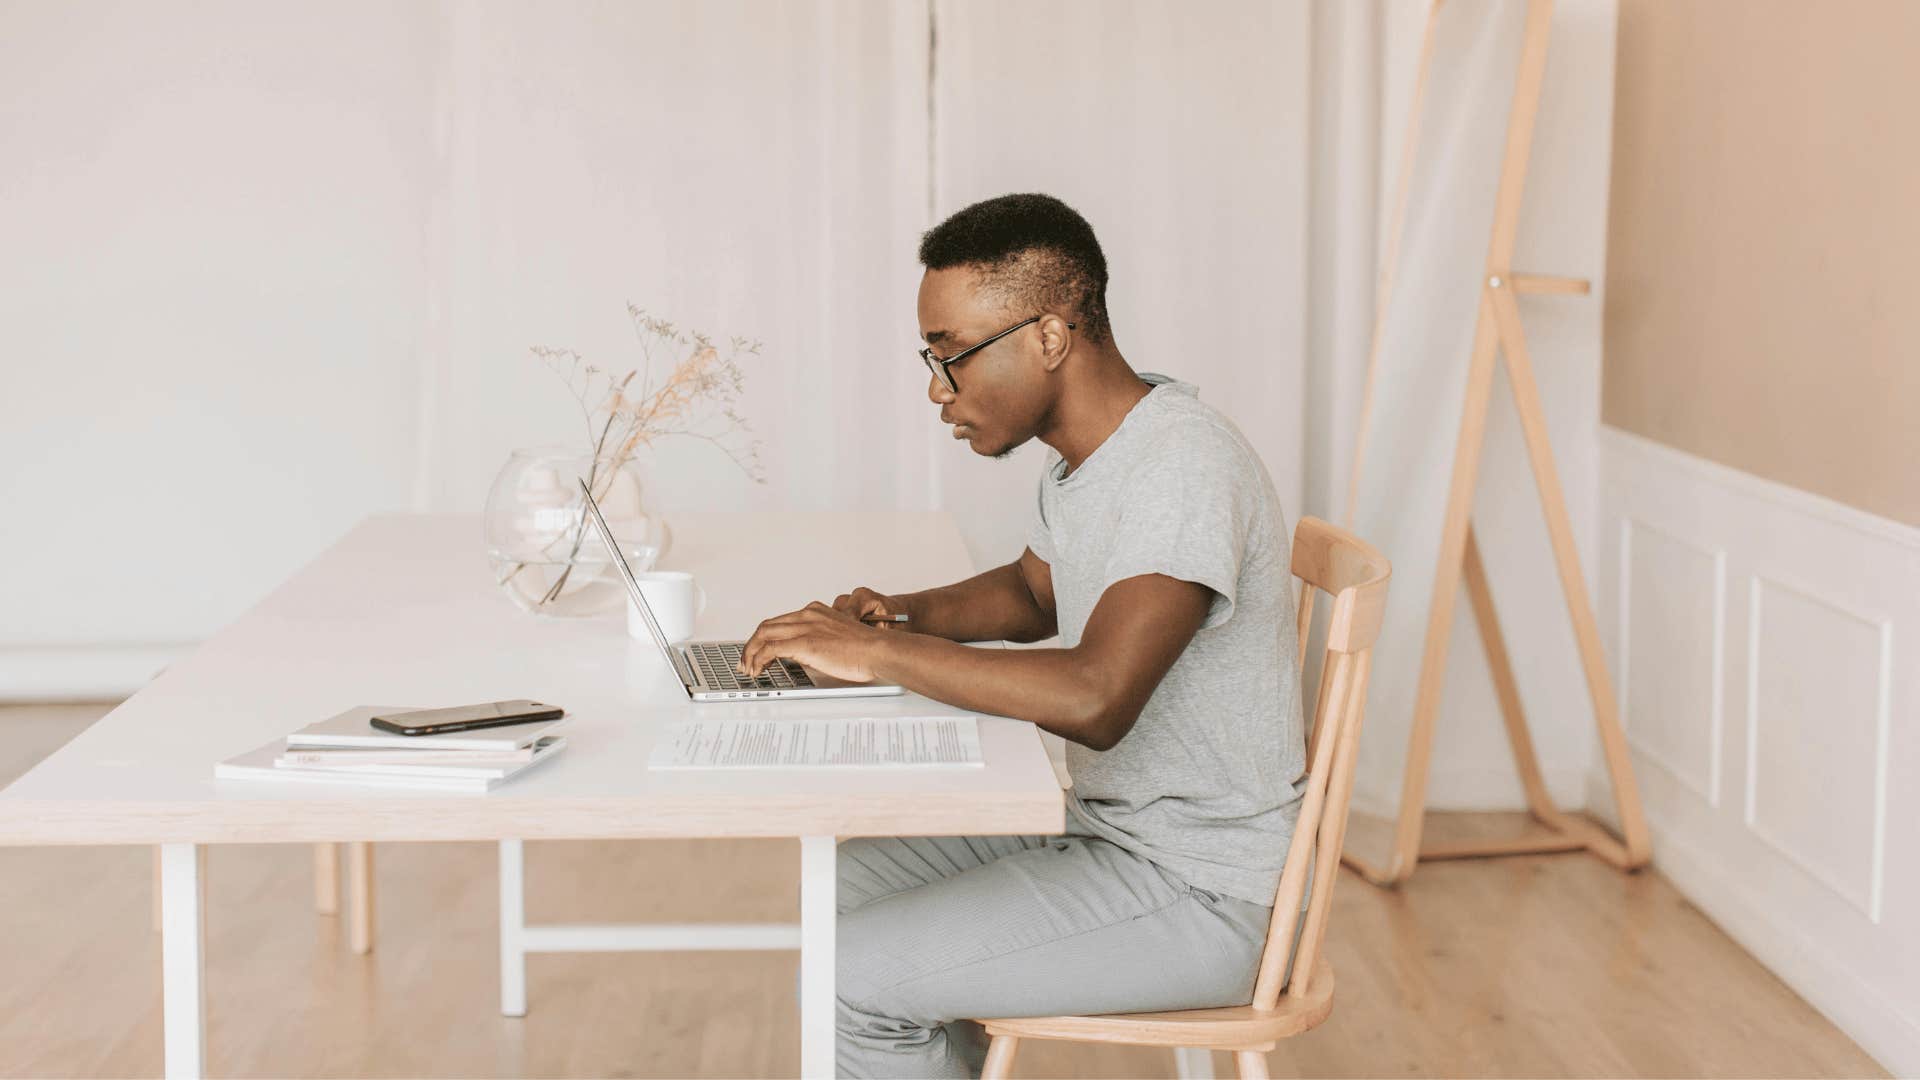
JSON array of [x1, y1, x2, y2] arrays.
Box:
[[918, 193, 1112, 343]]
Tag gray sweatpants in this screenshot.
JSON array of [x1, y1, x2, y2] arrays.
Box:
[[835, 824, 1274, 1078]]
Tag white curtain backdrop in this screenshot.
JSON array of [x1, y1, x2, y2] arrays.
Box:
[[425, 1, 935, 526], [930, 0, 1312, 566]]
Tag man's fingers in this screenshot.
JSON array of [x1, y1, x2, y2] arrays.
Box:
[[740, 622, 807, 674], [739, 604, 858, 672]]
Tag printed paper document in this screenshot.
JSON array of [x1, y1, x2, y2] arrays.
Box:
[[649, 717, 983, 769]]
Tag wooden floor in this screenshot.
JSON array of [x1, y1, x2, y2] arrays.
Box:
[[0, 703, 1886, 1079]]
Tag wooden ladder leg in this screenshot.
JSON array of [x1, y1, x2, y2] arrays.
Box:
[[1373, 287, 1504, 885], [1487, 285, 1652, 867], [980, 1035, 1020, 1079], [1461, 526, 1565, 826], [1234, 1050, 1272, 1080]]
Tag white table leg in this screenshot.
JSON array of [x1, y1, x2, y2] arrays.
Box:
[[500, 838, 527, 1017], [160, 843, 206, 1080], [1174, 1045, 1217, 1078], [799, 835, 836, 1080]]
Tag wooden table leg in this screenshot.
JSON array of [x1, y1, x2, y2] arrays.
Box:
[[314, 842, 339, 916], [346, 841, 374, 954]]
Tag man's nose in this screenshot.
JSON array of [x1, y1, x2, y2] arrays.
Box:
[[927, 372, 955, 405]]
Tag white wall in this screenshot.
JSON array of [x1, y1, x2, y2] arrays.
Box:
[[931, 0, 1312, 565], [0, 0, 1320, 697], [1594, 428, 1920, 1076], [0, 1, 438, 690], [426, 1, 935, 527]]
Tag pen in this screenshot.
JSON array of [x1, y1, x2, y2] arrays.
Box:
[[861, 613, 911, 624]]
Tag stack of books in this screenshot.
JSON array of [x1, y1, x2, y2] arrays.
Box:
[[214, 705, 569, 792]]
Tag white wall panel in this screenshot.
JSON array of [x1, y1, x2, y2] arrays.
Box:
[[1598, 425, 1920, 1075], [1746, 576, 1889, 922], [1620, 518, 1724, 806]]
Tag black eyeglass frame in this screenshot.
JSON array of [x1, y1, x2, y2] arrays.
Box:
[[919, 315, 1076, 393]]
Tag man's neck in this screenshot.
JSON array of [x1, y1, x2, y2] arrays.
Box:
[[1039, 352, 1152, 475]]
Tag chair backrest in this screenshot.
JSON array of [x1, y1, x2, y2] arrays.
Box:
[[1248, 516, 1391, 1011]]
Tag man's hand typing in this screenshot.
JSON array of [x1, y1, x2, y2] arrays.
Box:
[[738, 601, 888, 683]]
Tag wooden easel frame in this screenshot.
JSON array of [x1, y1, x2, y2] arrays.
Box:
[[1341, 0, 1650, 886]]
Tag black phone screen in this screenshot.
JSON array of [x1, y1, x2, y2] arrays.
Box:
[[368, 699, 564, 736]]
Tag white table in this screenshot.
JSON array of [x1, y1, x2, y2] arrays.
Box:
[[0, 512, 1064, 1079]]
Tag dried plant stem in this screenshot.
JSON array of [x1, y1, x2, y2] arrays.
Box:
[[508, 307, 763, 614], [535, 409, 624, 606]]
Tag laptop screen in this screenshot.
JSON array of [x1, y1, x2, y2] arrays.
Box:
[[575, 479, 685, 677]]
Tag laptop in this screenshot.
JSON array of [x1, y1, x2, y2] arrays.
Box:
[[577, 479, 906, 702]]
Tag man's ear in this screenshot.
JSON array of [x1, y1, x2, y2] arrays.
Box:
[[1038, 313, 1074, 373]]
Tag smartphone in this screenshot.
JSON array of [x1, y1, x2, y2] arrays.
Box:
[[369, 699, 565, 737]]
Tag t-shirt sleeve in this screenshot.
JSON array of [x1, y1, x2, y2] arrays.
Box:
[[1097, 442, 1254, 630], [1026, 465, 1057, 565]]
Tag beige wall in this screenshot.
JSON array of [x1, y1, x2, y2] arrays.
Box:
[[1604, 0, 1920, 527]]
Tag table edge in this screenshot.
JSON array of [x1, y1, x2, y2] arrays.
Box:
[[0, 790, 1067, 845]]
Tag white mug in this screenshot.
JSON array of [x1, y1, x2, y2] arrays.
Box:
[[627, 571, 706, 644]]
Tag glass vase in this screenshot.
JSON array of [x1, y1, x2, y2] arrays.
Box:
[[483, 446, 671, 618]]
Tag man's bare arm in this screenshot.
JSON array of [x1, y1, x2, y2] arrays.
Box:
[[740, 572, 1210, 751], [834, 547, 1058, 644]]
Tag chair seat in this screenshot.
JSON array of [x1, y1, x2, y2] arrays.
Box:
[[977, 956, 1334, 1052]]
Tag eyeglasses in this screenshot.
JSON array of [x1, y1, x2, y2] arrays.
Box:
[[918, 315, 1076, 394]]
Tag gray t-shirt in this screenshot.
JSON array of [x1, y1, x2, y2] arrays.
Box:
[[1027, 373, 1304, 906]]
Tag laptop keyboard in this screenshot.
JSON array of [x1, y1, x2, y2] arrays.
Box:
[[688, 642, 815, 691]]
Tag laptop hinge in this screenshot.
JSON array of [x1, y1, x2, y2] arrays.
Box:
[[671, 647, 699, 693]]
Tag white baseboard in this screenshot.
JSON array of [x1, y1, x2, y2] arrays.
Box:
[[1650, 819, 1920, 1076], [0, 645, 188, 703]]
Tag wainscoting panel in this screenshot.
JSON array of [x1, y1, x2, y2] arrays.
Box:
[[1619, 518, 1724, 806], [1597, 426, 1919, 1076], [1746, 576, 1890, 922]]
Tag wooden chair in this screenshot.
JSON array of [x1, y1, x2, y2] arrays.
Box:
[[975, 516, 1390, 1080]]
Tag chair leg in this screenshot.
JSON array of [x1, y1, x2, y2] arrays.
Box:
[[313, 843, 339, 915], [346, 841, 375, 954], [981, 1035, 1020, 1079], [1234, 1050, 1271, 1079]]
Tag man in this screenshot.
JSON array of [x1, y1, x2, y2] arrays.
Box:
[[738, 193, 1305, 1078]]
